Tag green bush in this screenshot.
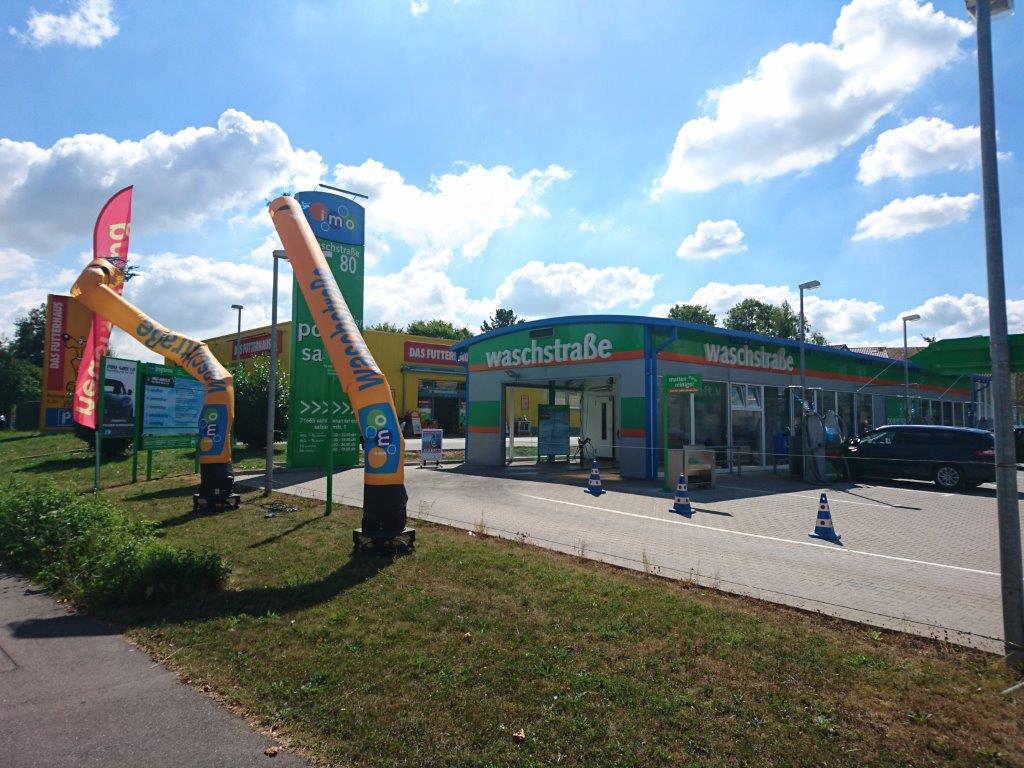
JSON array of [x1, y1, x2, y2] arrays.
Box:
[[232, 358, 289, 450], [0, 481, 229, 606]]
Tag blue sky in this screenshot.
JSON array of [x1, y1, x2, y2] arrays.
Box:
[[1, 0, 1021, 354]]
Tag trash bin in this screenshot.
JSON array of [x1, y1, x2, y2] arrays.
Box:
[[772, 432, 790, 473]]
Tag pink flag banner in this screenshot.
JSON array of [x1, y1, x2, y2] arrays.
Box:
[[73, 186, 133, 429]]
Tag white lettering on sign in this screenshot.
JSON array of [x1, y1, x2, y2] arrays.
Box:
[[484, 332, 612, 369], [404, 341, 466, 366], [702, 343, 794, 372]]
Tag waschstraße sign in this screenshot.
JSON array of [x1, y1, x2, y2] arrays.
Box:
[[469, 324, 644, 371], [483, 332, 613, 368], [702, 343, 794, 372]]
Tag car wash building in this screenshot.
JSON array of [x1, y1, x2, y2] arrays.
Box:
[[452, 316, 975, 481]]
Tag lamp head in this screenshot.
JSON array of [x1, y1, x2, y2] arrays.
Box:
[[903, 314, 921, 323], [799, 280, 821, 291], [231, 304, 244, 310], [966, 0, 1014, 20]]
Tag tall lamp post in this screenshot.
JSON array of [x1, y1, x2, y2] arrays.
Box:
[[798, 280, 821, 414], [902, 314, 920, 423], [264, 251, 288, 497], [230, 304, 244, 363], [966, 0, 1022, 668]]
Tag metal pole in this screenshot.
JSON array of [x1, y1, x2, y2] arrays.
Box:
[[974, 0, 1023, 668], [236, 309, 242, 362], [799, 287, 806, 413], [264, 253, 281, 497], [903, 319, 910, 423]]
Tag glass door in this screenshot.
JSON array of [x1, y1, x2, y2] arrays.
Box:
[[731, 384, 764, 467]]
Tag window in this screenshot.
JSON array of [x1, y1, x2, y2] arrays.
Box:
[[859, 429, 896, 445]]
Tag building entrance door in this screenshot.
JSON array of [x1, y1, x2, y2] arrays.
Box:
[[583, 394, 615, 459]]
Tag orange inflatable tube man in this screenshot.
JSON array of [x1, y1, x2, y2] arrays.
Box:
[[71, 258, 236, 501], [269, 196, 408, 538]]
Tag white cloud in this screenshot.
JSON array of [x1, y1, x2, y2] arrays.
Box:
[[365, 260, 491, 329], [578, 216, 614, 233], [331, 159, 570, 264], [881, 293, 1024, 339], [492, 261, 659, 319], [363, 258, 659, 330], [852, 192, 979, 241], [651, 0, 971, 197], [120, 252, 284, 344], [675, 219, 747, 260], [858, 117, 981, 184], [410, 0, 430, 16], [0, 109, 324, 254], [650, 281, 884, 343], [1, 247, 34, 273], [10, 0, 118, 48]]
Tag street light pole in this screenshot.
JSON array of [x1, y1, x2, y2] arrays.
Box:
[[902, 314, 920, 423], [230, 304, 244, 363], [264, 251, 287, 497], [969, 0, 1022, 668], [798, 280, 821, 414]]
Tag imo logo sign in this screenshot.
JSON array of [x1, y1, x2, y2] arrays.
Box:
[[306, 201, 357, 234], [360, 405, 400, 473]]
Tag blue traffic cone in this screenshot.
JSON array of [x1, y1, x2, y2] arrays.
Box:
[[585, 460, 605, 496], [808, 492, 841, 542], [669, 473, 692, 516]]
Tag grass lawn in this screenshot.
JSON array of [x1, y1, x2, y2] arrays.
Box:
[[3, 431, 1023, 767]]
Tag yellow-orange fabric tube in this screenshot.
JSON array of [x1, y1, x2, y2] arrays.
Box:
[[269, 196, 407, 536], [71, 258, 234, 465]]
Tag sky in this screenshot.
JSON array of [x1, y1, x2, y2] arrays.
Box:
[[0, 0, 1022, 361]]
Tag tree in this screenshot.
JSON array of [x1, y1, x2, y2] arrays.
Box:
[[667, 303, 717, 326], [231, 358, 289, 450], [406, 319, 473, 340], [723, 298, 826, 344], [9, 303, 46, 366], [0, 349, 41, 422], [723, 299, 776, 335], [481, 308, 524, 332], [366, 321, 405, 334]]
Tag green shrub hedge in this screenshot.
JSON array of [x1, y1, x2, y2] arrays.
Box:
[[0, 481, 229, 606]]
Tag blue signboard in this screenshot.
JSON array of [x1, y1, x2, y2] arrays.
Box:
[[295, 190, 365, 246], [538, 404, 571, 458]]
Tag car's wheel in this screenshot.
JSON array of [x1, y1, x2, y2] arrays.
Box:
[[933, 464, 964, 491]]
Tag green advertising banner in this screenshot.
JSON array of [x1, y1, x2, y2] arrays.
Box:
[[664, 373, 702, 394], [286, 191, 365, 469]]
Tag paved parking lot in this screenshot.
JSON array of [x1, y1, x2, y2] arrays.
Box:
[[254, 464, 1024, 653]]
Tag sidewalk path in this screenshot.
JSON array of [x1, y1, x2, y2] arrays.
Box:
[[0, 572, 305, 768]]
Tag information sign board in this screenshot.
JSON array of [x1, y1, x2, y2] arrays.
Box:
[[537, 404, 571, 458], [140, 363, 204, 450], [421, 428, 443, 464], [101, 357, 138, 438]]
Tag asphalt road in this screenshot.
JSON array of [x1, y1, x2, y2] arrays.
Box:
[[0, 572, 306, 768], [255, 463, 1024, 653]]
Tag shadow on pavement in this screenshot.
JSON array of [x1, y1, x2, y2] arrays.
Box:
[[10, 613, 117, 639]]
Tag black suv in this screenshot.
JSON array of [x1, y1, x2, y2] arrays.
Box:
[[842, 425, 995, 491]]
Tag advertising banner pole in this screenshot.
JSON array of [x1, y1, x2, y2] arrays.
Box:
[[94, 356, 105, 492], [131, 364, 141, 483], [326, 376, 334, 516]]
